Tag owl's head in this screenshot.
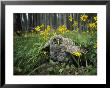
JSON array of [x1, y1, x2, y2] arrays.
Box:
[[51, 35, 63, 45]]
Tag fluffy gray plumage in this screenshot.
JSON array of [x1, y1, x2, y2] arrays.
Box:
[[43, 35, 83, 62]]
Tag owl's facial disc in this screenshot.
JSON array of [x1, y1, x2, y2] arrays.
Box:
[[53, 37, 62, 45]]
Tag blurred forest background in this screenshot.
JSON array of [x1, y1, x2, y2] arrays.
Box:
[[14, 13, 97, 75], [14, 13, 96, 33]]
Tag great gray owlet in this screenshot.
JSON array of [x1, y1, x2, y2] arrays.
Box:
[[43, 35, 82, 62]]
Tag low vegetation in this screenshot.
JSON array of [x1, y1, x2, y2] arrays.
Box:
[[14, 14, 97, 75]]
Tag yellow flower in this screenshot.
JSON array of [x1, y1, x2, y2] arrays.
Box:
[[66, 30, 70, 33], [40, 25, 52, 40], [58, 25, 67, 34], [94, 16, 97, 21], [69, 16, 73, 22], [80, 15, 88, 21], [72, 51, 82, 57], [88, 23, 97, 29], [46, 25, 51, 31], [35, 26, 41, 32], [40, 30, 49, 40], [40, 24, 44, 28], [40, 31, 48, 36]]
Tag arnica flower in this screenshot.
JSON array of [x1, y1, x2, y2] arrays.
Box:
[[80, 15, 88, 21], [94, 16, 97, 21], [69, 16, 73, 22], [35, 26, 41, 32], [40, 31, 49, 40], [66, 30, 70, 33], [88, 23, 97, 29], [40, 24, 44, 28], [72, 51, 82, 57], [40, 25, 51, 40], [41, 30, 49, 36], [46, 25, 51, 32], [58, 25, 67, 34]]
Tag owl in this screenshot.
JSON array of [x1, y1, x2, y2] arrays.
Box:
[[42, 35, 83, 62]]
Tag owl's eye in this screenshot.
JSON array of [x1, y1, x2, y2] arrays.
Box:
[[53, 38, 63, 45], [53, 38, 56, 42], [53, 39, 57, 44]]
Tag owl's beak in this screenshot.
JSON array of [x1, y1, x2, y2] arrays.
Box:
[[57, 39, 60, 45]]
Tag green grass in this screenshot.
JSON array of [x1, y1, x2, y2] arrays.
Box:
[[14, 31, 97, 75]]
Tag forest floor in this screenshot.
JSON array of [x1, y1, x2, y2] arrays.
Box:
[[14, 31, 97, 75]]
